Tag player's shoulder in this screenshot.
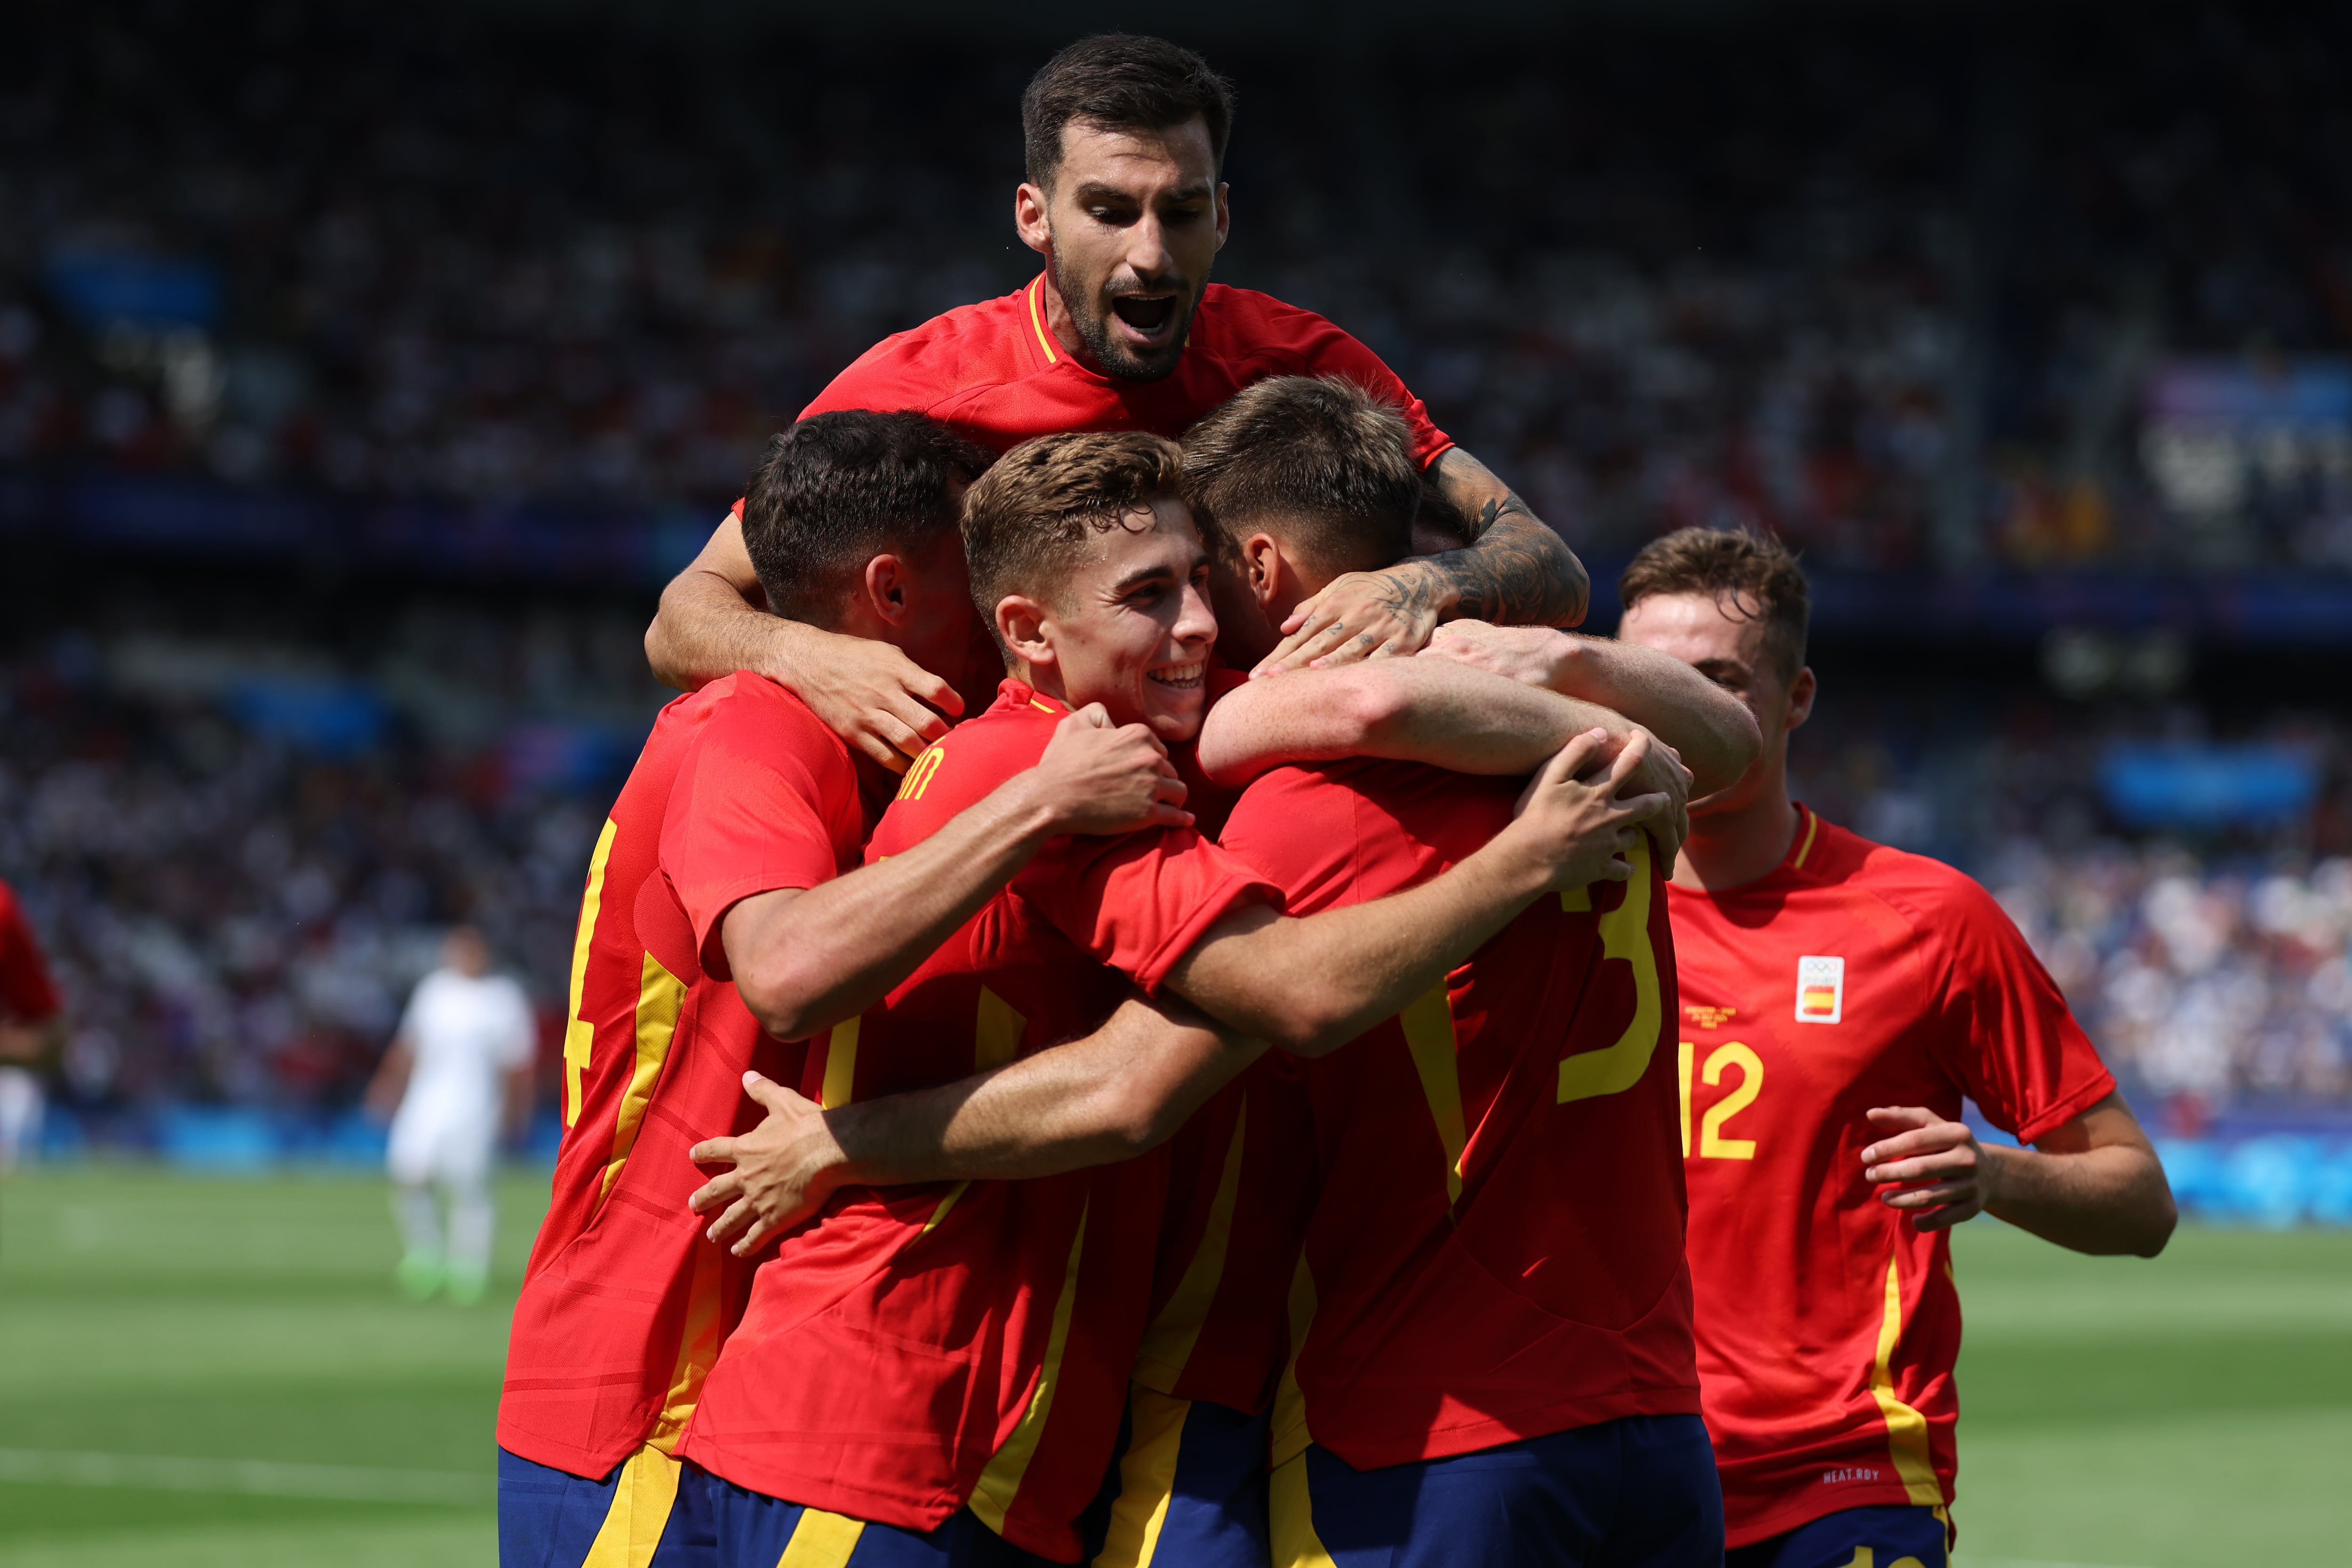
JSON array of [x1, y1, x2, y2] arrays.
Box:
[[803, 288, 1034, 417], [874, 681, 1058, 841], [1807, 812, 2013, 938], [1194, 283, 1347, 368], [683, 673, 851, 772]]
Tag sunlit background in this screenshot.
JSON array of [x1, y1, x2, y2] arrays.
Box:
[[0, 2, 2348, 1565]]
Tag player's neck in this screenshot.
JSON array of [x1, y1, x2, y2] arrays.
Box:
[[1012, 658, 1069, 709], [1672, 771, 1801, 895]]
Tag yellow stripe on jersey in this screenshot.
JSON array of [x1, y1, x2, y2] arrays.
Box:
[[1792, 805, 1820, 869], [1559, 884, 1592, 913], [1269, 1258, 1318, 1469], [1268, 1453, 1340, 1568], [1092, 1385, 1191, 1568], [562, 818, 620, 1129], [596, 950, 687, 1206], [969, 1199, 1089, 1533], [1400, 989, 1467, 1205], [778, 1508, 867, 1568], [1135, 1102, 1247, 1392], [578, 1442, 681, 1568], [976, 987, 1026, 1070], [1026, 276, 1061, 364], [820, 1016, 859, 1108], [1870, 1253, 1946, 1506], [918, 1180, 969, 1238], [1557, 833, 1665, 1103], [649, 1233, 723, 1450]]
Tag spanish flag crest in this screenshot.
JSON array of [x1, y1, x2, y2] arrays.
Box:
[[1795, 955, 1845, 1025]]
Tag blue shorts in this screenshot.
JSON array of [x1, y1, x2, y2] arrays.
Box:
[[1086, 1386, 1271, 1567], [1723, 1505, 1949, 1568], [694, 1461, 1039, 1568], [498, 1444, 713, 1568], [1271, 1413, 1723, 1568]]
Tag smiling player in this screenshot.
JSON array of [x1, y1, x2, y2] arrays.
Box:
[[645, 34, 1585, 772]]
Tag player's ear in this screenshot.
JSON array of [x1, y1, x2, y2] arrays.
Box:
[[1214, 182, 1230, 252], [1240, 533, 1282, 606], [1787, 666, 1818, 731], [1015, 182, 1052, 255], [996, 595, 1054, 669], [861, 554, 911, 626]]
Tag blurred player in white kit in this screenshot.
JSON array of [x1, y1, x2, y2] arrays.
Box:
[[367, 925, 537, 1303]]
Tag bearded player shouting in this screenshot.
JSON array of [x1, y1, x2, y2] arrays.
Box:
[[1429, 527, 2177, 1568], [645, 34, 1584, 768]]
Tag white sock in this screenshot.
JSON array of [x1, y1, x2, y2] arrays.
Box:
[[447, 1179, 495, 1282], [393, 1182, 444, 1264]]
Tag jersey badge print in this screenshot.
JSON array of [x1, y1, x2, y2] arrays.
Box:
[[1794, 956, 1844, 1025]]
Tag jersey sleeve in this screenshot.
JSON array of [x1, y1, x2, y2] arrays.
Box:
[[1283, 316, 1453, 471], [0, 894, 61, 1024], [660, 704, 856, 979], [1922, 876, 2118, 1144], [1213, 762, 1385, 916], [1025, 829, 1282, 994]]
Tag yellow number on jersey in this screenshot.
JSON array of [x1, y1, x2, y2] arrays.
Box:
[[896, 745, 946, 802], [1699, 1042, 1763, 1159], [1557, 834, 1664, 1103]]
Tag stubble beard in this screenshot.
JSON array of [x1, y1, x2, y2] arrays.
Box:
[[1049, 247, 1207, 384]]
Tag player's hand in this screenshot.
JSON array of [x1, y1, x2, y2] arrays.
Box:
[[1416, 621, 1574, 688], [1029, 705, 1192, 835], [1504, 728, 1669, 893], [1251, 562, 1444, 675], [771, 624, 963, 774], [1861, 1106, 2008, 1231], [1616, 726, 1693, 863], [688, 1072, 848, 1256]]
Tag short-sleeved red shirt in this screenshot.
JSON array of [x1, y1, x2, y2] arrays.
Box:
[[0, 878, 60, 1025], [801, 276, 1452, 467], [499, 674, 873, 1479], [1669, 806, 2118, 1547], [1217, 760, 1699, 1473], [677, 679, 1279, 1562]]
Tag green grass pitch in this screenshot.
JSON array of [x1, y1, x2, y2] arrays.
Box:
[[0, 1170, 2346, 1567]]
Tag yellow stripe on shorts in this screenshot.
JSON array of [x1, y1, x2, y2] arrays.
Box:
[[580, 1444, 681, 1568], [1268, 1452, 1338, 1568], [1092, 1385, 1189, 1568], [778, 1507, 866, 1568]]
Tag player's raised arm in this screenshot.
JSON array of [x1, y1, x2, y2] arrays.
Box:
[[644, 506, 965, 772], [1252, 446, 1588, 673], [722, 705, 1190, 1042], [691, 994, 1260, 1255], [1416, 621, 1763, 796], [1168, 729, 1665, 1055]]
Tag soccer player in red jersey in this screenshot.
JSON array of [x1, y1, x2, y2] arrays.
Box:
[[645, 34, 1586, 770], [674, 430, 1665, 1568], [1599, 529, 2177, 1568], [0, 876, 65, 1171], [498, 411, 1213, 1567]]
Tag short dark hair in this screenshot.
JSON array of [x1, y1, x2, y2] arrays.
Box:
[[961, 430, 1187, 654], [740, 412, 996, 624], [1022, 34, 1237, 190], [1180, 376, 1421, 577], [1618, 527, 1811, 679]]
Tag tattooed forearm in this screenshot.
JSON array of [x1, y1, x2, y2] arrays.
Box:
[[1428, 448, 1590, 628]]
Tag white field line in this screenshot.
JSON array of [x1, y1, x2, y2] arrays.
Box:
[[0, 1448, 491, 1505]]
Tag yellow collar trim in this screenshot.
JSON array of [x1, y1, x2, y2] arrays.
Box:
[[1025, 277, 1060, 365]]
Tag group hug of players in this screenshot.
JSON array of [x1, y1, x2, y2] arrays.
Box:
[[493, 34, 2179, 1568]]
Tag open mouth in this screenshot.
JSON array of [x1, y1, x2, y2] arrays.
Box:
[[1147, 661, 1206, 691], [1110, 294, 1179, 336]]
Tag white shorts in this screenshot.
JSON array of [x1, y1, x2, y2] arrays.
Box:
[[387, 1100, 497, 1189]]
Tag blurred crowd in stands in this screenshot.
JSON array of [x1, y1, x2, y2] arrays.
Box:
[[0, 604, 664, 1143], [3, 3, 2350, 569]]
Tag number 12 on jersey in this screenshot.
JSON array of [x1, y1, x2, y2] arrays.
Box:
[[1678, 1040, 1763, 1160]]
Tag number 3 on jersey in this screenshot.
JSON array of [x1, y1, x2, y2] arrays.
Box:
[[1678, 1040, 1762, 1159]]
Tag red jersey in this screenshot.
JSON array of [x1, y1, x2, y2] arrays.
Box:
[[801, 276, 1452, 467], [678, 680, 1279, 1562], [1668, 806, 2118, 1547], [499, 674, 874, 1478], [0, 878, 61, 1025], [1216, 761, 1699, 1473]]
